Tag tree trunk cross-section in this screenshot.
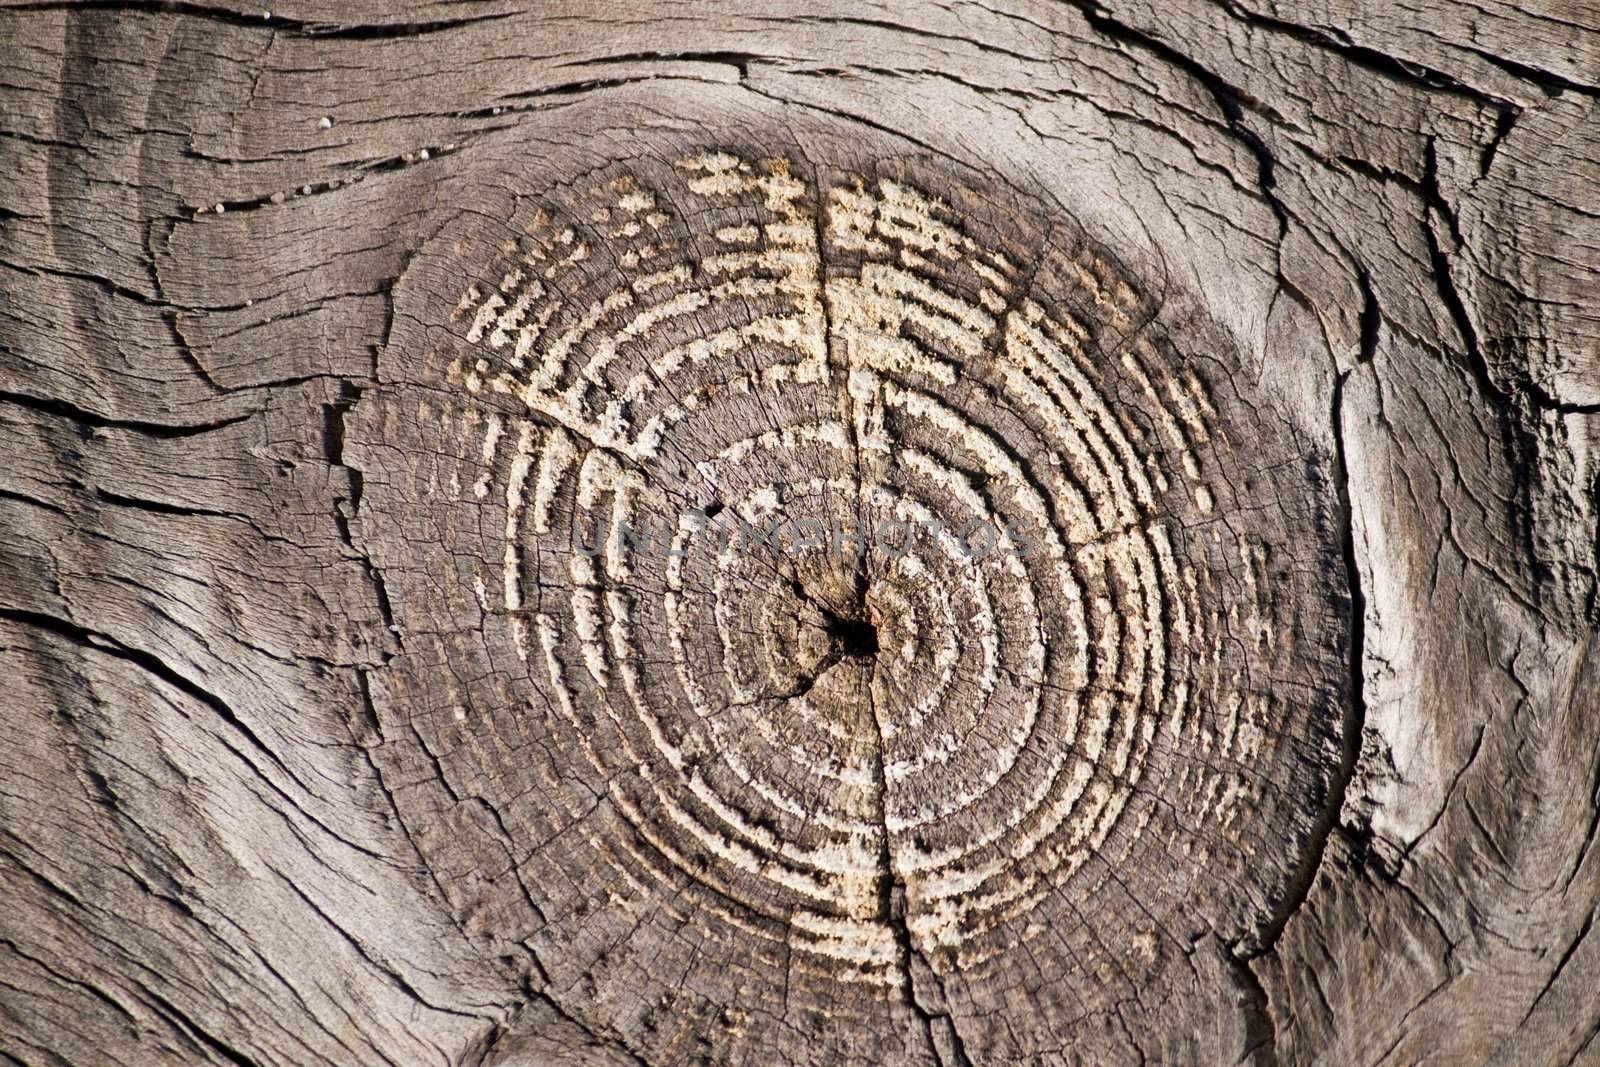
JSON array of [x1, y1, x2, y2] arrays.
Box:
[[1, 3, 1598, 1067]]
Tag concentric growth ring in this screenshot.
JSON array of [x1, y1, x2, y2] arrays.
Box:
[[351, 129, 1348, 1061]]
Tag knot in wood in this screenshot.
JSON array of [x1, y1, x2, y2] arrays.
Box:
[[347, 131, 1348, 1060]]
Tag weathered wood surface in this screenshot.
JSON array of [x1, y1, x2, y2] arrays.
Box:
[[1, 2, 1597, 1065]]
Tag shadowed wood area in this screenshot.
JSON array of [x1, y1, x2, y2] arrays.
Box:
[[1, 2, 1597, 1065]]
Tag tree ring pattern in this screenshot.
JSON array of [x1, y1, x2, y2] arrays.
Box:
[[350, 135, 1348, 1058]]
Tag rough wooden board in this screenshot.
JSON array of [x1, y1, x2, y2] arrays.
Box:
[[1, 2, 1596, 1065]]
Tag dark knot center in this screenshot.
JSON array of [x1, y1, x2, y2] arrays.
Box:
[[824, 611, 878, 659]]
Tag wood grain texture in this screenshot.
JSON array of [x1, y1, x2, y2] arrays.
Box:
[[1, 2, 1596, 1065]]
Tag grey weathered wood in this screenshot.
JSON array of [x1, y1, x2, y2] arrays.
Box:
[[1, 3, 1596, 1065]]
